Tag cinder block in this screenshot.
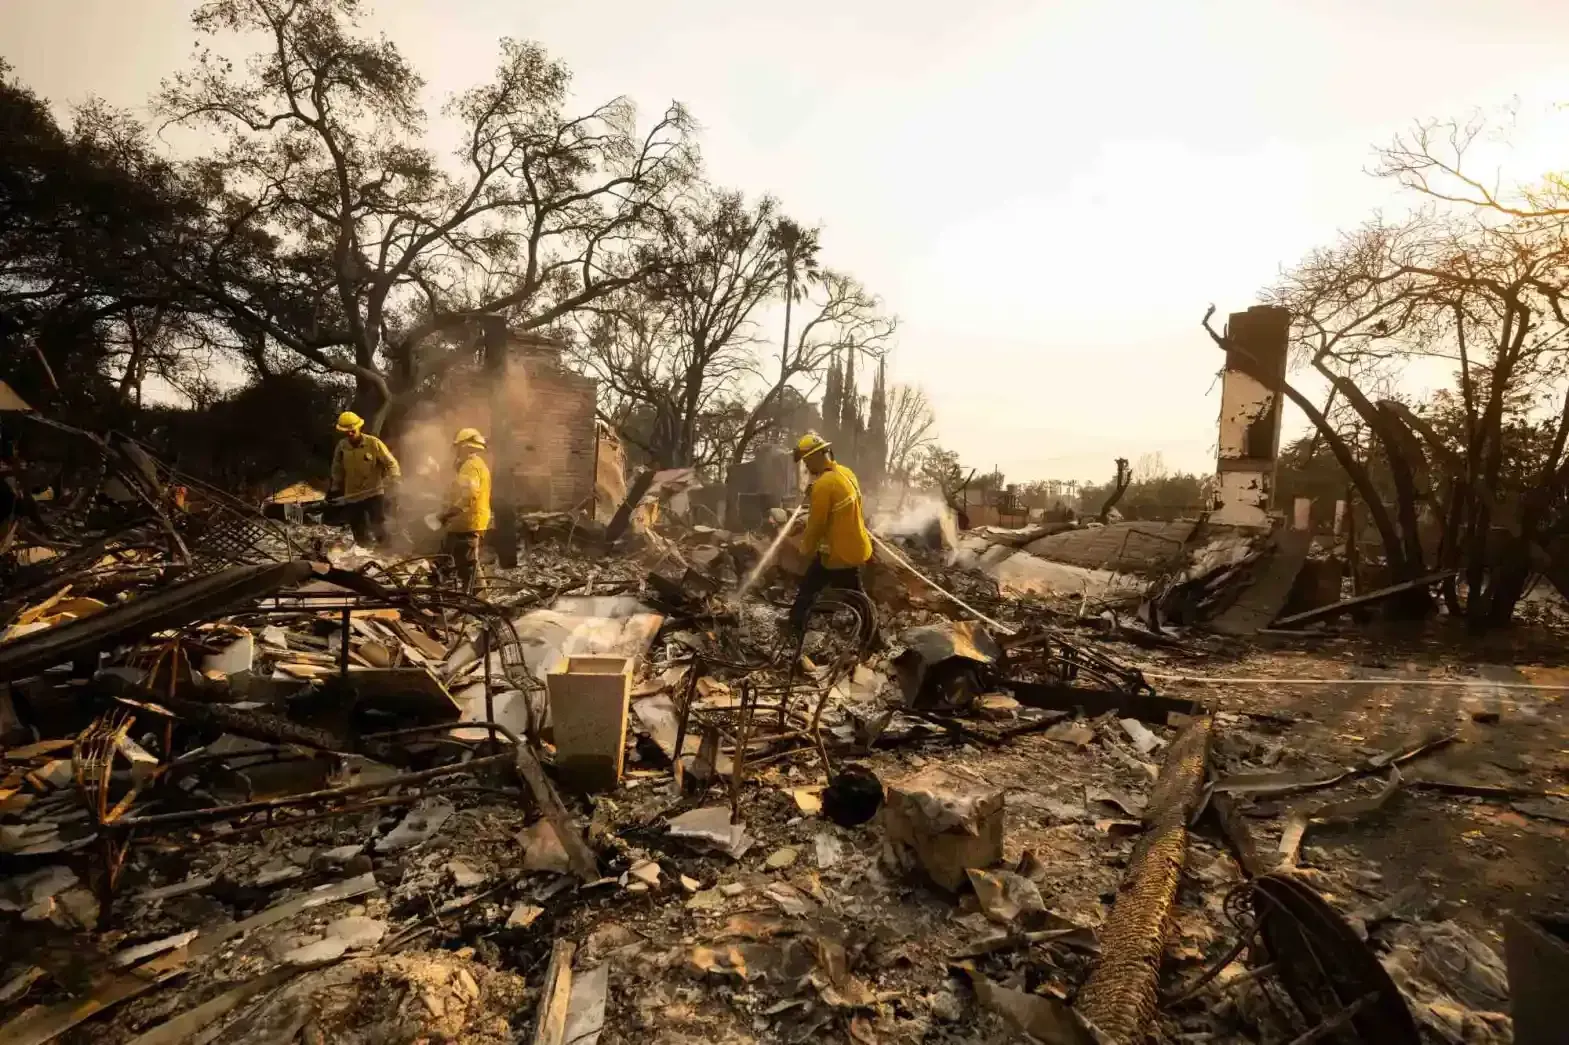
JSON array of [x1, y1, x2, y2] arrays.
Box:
[[881, 766, 1005, 891], [546, 656, 632, 792]]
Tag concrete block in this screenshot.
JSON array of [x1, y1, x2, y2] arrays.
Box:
[[881, 766, 1005, 891], [547, 655, 632, 792]]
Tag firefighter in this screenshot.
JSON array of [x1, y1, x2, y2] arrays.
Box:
[[438, 427, 491, 591], [328, 411, 401, 546], [788, 432, 873, 637]]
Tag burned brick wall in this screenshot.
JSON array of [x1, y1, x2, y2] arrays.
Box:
[[398, 336, 603, 517], [498, 344, 600, 513]]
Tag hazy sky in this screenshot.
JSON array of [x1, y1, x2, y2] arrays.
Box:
[[6, 0, 1569, 482]]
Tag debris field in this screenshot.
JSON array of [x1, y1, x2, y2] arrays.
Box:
[[1, 428, 1567, 1045]]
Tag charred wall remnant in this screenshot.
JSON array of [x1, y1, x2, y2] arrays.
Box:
[[403, 324, 610, 567], [1212, 305, 1289, 529], [501, 337, 601, 515], [728, 447, 798, 529]]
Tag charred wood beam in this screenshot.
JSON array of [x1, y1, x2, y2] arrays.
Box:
[[0, 560, 314, 681], [1007, 677, 1201, 725], [604, 467, 658, 546], [105, 751, 516, 832]]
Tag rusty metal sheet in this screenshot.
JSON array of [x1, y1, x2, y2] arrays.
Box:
[[0, 560, 314, 681], [891, 620, 1002, 709]]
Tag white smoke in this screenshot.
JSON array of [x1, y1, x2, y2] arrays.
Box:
[[388, 359, 538, 542], [870, 492, 959, 560]]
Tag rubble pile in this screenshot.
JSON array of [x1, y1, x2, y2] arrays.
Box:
[[1, 437, 1564, 1045]]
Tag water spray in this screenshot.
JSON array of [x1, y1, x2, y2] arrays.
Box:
[[736, 502, 806, 599]]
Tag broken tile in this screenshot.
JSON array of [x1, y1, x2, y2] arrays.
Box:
[[447, 860, 486, 888], [375, 799, 454, 853], [668, 806, 754, 859], [519, 820, 571, 875]]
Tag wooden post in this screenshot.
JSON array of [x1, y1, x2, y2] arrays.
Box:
[[530, 939, 576, 1045], [513, 743, 599, 883]]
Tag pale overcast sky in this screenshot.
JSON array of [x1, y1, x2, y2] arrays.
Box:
[[6, 0, 1569, 482]]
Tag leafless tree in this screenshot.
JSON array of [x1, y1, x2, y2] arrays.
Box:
[[157, 0, 696, 430], [1376, 110, 1569, 220], [726, 270, 894, 472], [884, 383, 936, 478], [1098, 457, 1130, 522], [572, 190, 788, 466], [1223, 174, 1569, 622], [1132, 451, 1168, 483]]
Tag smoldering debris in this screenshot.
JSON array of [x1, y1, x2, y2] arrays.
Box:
[[0, 429, 1558, 1045]]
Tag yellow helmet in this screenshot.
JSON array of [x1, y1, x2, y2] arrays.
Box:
[[793, 432, 831, 462], [335, 411, 364, 433], [453, 427, 487, 450]]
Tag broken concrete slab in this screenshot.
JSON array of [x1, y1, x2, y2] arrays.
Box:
[[322, 915, 388, 951]]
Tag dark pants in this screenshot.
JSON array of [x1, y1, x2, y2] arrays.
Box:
[[344, 495, 387, 545], [789, 559, 864, 637], [442, 531, 482, 592]]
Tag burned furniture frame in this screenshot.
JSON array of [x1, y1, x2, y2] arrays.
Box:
[[664, 588, 878, 819], [44, 569, 541, 910]]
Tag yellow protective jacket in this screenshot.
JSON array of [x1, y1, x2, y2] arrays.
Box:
[[798, 462, 873, 569], [331, 434, 401, 500], [445, 454, 492, 534]]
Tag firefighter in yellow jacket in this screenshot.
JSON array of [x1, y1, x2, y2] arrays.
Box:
[[789, 432, 873, 636], [438, 428, 491, 591], [329, 411, 401, 545]]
